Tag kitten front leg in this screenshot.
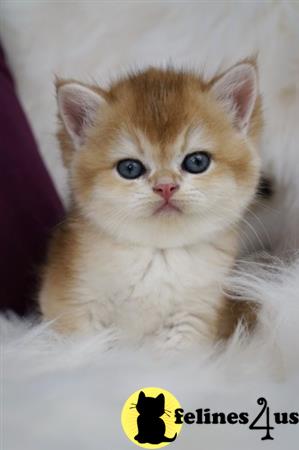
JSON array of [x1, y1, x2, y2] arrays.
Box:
[[41, 303, 102, 335], [154, 310, 215, 355], [40, 288, 115, 336], [44, 304, 98, 335], [41, 299, 120, 351]]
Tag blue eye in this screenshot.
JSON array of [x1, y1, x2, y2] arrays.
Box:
[[182, 152, 211, 174], [117, 159, 146, 179]]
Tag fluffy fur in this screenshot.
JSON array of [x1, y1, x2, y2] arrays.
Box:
[[39, 64, 261, 345], [1, 2, 299, 449], [2, 256, 299, 449]]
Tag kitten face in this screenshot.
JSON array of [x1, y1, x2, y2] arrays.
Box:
[[58, 65, 261, 248]]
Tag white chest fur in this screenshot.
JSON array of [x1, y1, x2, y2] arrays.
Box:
[[73, 233, 234, 340]]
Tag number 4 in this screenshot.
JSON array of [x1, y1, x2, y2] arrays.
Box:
[[249, 397, 274, 440]]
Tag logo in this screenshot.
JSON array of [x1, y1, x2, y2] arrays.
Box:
[[122, 391, 299, 445], [121, 387, 183, 448], [174, 396, 299, 441]]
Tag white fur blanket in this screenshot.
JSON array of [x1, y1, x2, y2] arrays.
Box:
[[1, 1, 299, 448]]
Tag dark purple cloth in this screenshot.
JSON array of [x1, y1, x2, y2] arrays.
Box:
[[0, 45, 64, 315]]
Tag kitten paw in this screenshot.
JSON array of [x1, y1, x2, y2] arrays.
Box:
[[154, 313, 210, 356], [154, 327, 197, 356]]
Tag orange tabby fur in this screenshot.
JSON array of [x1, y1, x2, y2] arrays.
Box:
[[40, 62, 262, 346]]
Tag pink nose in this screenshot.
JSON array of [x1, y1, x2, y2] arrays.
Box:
[[153, 183, 179, 201]]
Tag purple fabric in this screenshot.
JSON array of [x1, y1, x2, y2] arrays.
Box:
[[0, 45, 64, 315]]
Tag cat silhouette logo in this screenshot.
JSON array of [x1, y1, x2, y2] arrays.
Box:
[[121, 387, 182, 448]]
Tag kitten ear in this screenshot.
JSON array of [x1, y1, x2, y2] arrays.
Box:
[[210, 63, 257, 133], [57, 82, 105, 149], [156, 393, 165, 407], [138, 391, 146, 402]]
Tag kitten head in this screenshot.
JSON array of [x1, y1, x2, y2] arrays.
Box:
[[56, 62, 262, 248], [136, 391, 165, 417]]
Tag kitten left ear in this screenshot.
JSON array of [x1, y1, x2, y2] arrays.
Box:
[[210, 63, 258, 133], [138, 391, 146, 402], [57, 82, 105, 149]]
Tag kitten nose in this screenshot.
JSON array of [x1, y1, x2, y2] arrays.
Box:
[[153, 183, 179, 201]]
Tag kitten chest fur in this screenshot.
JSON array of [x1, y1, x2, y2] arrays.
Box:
[[41, 224, 236, 341]]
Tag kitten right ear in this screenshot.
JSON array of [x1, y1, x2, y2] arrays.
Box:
[[210, 62, 258, 133], [156, 393, 165, 406], [57, 82, 105, 150]]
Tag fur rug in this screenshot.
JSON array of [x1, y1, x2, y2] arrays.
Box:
[[3, 257, 299, 449], [1, 1, 299, 448]]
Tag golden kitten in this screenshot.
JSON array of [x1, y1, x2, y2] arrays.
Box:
[[39, 61, 262, 350]]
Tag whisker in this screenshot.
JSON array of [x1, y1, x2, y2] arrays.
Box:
[[244, 207, 272, 248], [238, 216, 266, 251]]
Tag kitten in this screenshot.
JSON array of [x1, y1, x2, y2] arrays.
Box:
[[39, 61, 262, 350], [134, 391, 177, 444]]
